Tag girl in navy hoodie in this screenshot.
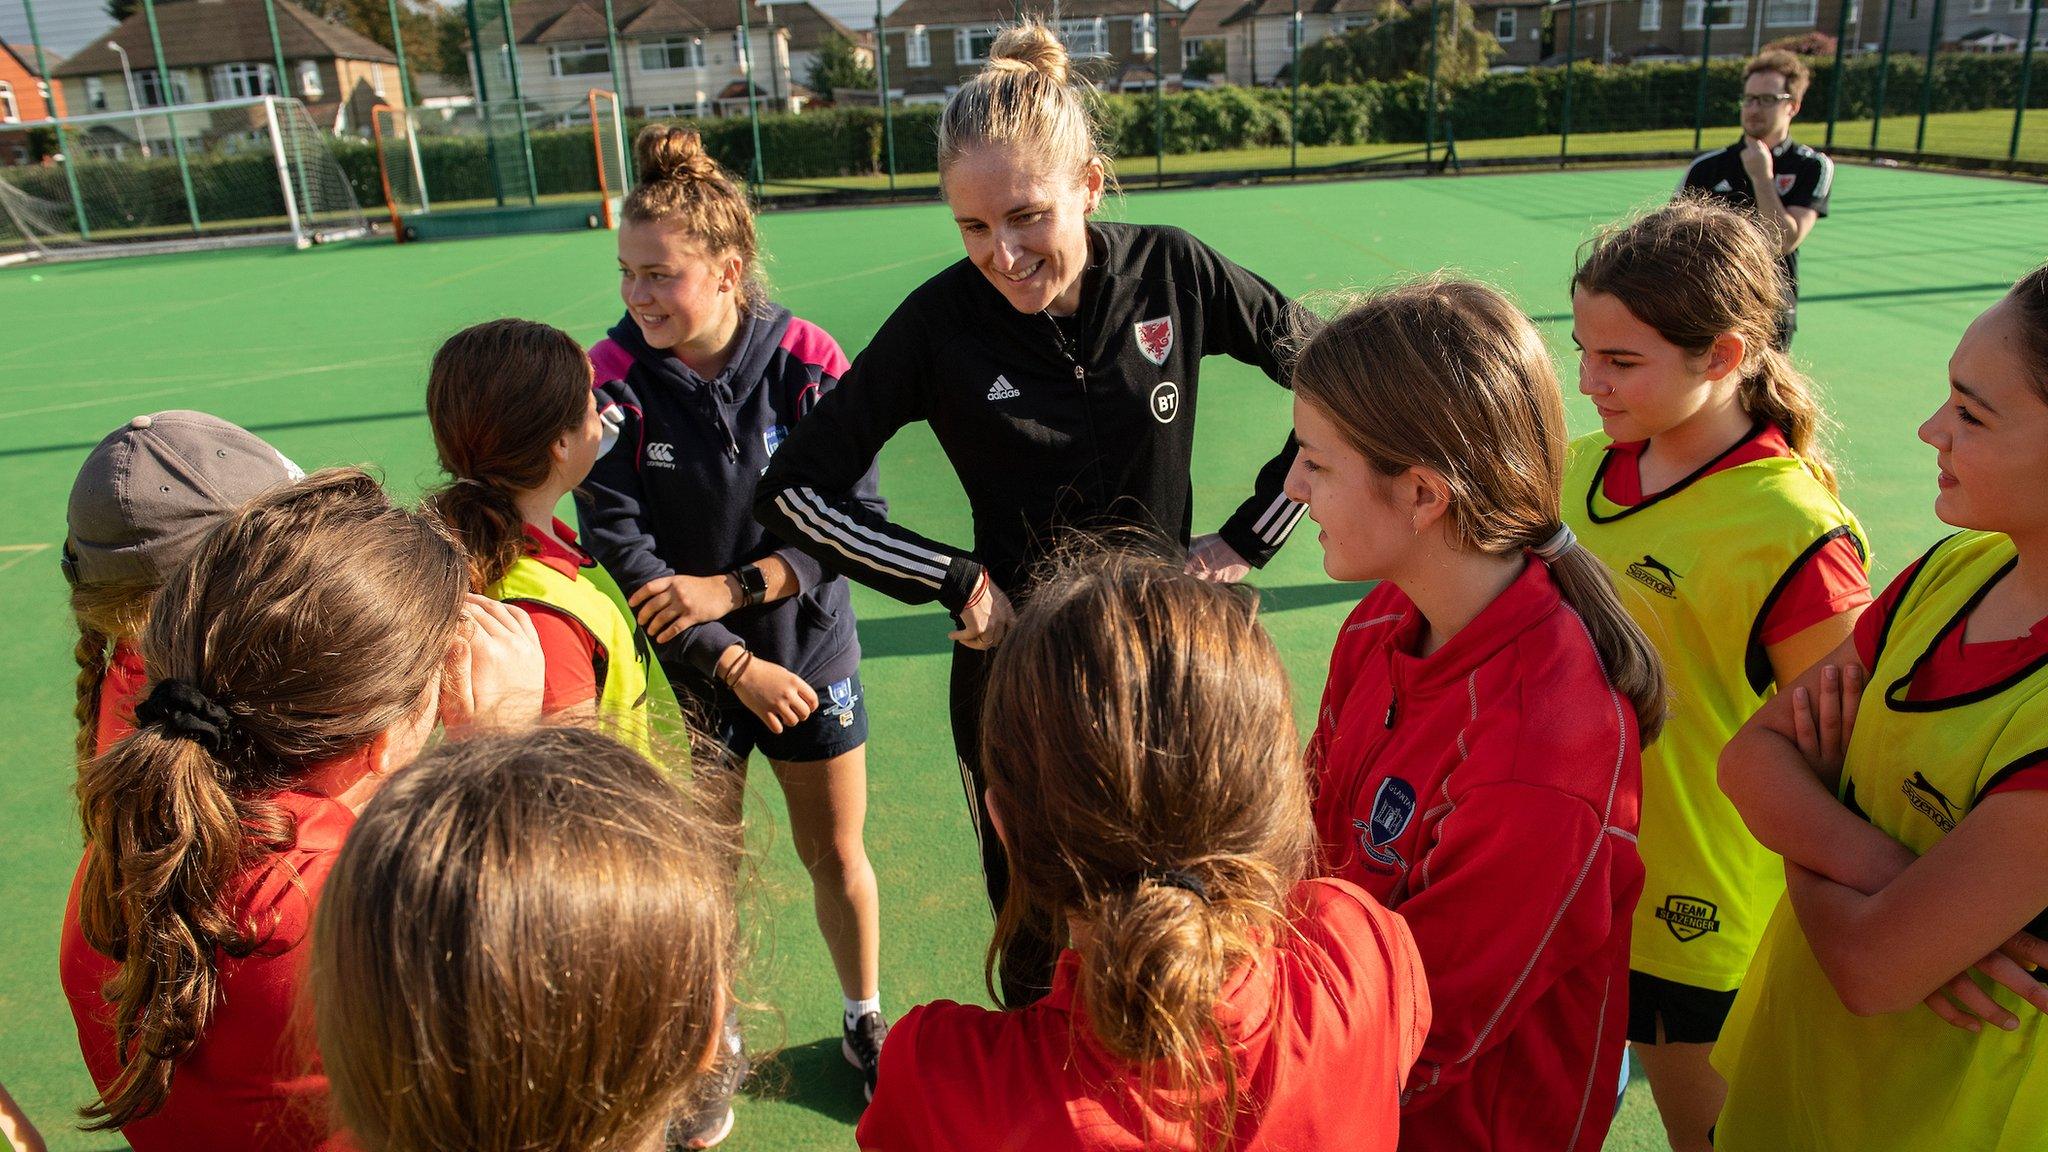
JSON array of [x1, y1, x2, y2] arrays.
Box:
[[578, 124, 887, 1138]]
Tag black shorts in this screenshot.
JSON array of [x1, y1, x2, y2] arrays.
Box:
[[1628, 970, 1739, 1045], [679, 669, 869, 766]]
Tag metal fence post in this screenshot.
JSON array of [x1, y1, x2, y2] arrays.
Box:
[[1913, 0, 1943, 152], [1563, 0, 1578, 163], [1425, 0, 1441, 165], [739, 0, 766, 194], [141, 0, 203, 233], [2013, 0, 2041, 163], [1155, 0, 1166, 187], [1871, 0, 1897, 147], [465, 0, 506, 207], [495, 0, 540, 203], [263, 0, 312, 228], [602, 0, 632, 184], [1825, 0, 1851, 146], [1290, 0, 1302, 176], [874, 0, 896, 192], [18, 0, 90, 240], [1693, 1, 1715, 152]]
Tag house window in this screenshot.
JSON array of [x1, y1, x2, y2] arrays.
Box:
[[1968, 0, 1990, 11], [1495, 8, 1517, 39], [731, 29, 751, 71], [1765, 0, 1818, 21], [2016, 0, 2033, 12], [905, 25, 931, 67], [1683, 0, 1748, 26], [1641, 0, 1663, 27], [86, 75, 108, 110], [371, 64, 386, 95], [1183, 36, 1210, 65], [298, 60, 323, 98], [0, 82, 16, 123], [1133, 12, 1156, 55], [640, 37, 706, 70], [955, 25, 1000, 63], [1057, 18, 1108, 57], [135, 68, 190, 107], [210, 62, 277, 99], [548, 41, 612, 77]]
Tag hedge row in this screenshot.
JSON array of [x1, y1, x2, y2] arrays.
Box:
[[14, 51, 2038, 215]]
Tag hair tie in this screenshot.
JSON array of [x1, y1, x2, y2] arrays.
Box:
[[1150, 868, 1211, 904], [135, 679, 235, 755], [1528, 524, 1577, 563]]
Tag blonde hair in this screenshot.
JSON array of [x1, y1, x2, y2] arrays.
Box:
[[1293, 279, 1668, 743], [1574, 197, 1839, 493], [937, 19, 1112, 194], [313, 727, 736, 1152], [71, 581, 155, 769], [74, 469, 466, 1130], [624, 124, 763, 307], [980, 546, 1313, 1148]]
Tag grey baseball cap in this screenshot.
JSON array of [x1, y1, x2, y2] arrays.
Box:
[[64, 411, 304, 587]]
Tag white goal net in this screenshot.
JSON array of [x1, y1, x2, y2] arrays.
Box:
[[0, 95, 367, 264]]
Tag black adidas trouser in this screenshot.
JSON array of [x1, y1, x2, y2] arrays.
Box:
[[949, 643, 1059, 1007]]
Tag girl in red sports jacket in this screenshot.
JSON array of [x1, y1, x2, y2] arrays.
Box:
[[1285, 280, 1664, 1152]]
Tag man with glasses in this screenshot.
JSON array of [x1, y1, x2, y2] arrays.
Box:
[[1679, 49, 1834, 349]]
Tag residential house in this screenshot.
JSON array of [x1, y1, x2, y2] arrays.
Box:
[[875, 0, 1190, 103], [1475, 0, 1550, 64], [1538, 0, 1864, 63], [503, 0, 860, 118], [52, 0, 401, 153], [1883, 0, 2044, 54], [1177, 0, 1395, 86], [2, 37, 68, 165]]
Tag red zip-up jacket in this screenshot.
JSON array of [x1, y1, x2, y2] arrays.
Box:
[[1307, 560, 1643, 1152]]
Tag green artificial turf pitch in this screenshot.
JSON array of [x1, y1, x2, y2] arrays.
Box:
[[4, 163, 2046, 1152]]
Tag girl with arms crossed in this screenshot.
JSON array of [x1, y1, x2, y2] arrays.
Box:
[[1712, 267, 2048, 1151]]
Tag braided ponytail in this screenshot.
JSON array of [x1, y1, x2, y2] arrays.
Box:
[[69, 582, 155, 768]]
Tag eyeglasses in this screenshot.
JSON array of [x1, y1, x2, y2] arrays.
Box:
[[1740, 93, 1795, 108]]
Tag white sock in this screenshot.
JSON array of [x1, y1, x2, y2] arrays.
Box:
[[844, 995, 882, 1029]]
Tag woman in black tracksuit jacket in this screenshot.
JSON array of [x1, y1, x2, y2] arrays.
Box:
[[754, 22, 1312, 1006]]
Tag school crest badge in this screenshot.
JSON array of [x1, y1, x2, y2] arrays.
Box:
[[1135, 316, 1173, 366], [1775, 172, 1797, 196], [1356, 776, 1417, 870]]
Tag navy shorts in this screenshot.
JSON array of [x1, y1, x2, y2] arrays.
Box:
[[1627, 969, 1739, 1045], [679, 668, 868, 766]]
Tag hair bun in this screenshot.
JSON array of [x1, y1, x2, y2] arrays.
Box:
[[987, 21, 1071, 85], [633, 124, 721, 185]]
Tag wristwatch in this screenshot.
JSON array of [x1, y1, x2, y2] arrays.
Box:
[[734, 562, 767, 609]]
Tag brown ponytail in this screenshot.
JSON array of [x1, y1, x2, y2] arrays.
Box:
[[70, 582, 154, 768], [979, 546, 1313, 1147], [423, 318, 591, 591], [75, 468, 465, 1129], [1574, 196, 1839, 493], [624, 124, 762, 307], [1292, 279, 1668, 742]]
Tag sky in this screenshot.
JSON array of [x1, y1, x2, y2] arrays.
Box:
[[2, 0, 889, 61]]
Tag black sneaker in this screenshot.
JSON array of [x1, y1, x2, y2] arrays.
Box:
[[669, 1016, 746, 1149], [842, 1010, 889, 1103]]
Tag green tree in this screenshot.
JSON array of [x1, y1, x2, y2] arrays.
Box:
[[1297, 0, 1497, 85], [1183, 41, 1225, 81], [806, 32, 875, 102]]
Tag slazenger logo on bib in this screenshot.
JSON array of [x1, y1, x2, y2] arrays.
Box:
[[1135, 316, 1173, 365], [1356, 776, 1417, 869]]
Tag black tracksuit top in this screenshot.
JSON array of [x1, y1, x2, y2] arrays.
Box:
[[755, 221, 1312, 613]]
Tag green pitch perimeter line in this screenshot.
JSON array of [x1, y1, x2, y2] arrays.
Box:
[[2, 165, 2044, 1152]]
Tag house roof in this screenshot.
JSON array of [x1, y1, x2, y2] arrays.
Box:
[[1216, 0, 1394, 27], [54, 0, 396, 78], [1178, 0, 1257, 37], [3, 38, 61, 78], [882, 0, 1166, 26], [510, 0, 858, 54]]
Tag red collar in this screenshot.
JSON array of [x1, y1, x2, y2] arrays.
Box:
[[1382, 558, 1567, 692], [522, 518, 594, 571]]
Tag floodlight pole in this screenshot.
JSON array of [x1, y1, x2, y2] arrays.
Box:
[[466, 0, 507, 206], [1693, 0, 1714, 152], [141, 0, 204, 233], [1289, 0, 1301, 176], [1825, 0, 1851, 146], [875, 0, 896, 191], [1154, 0, 1164, 187], [19, 0, 90, 239], [1870, 0, 1897, 147], [1564, 0, 1579, 163], [601, 0, 632, 182], [740, 0, 766, 194], [1912, 0, 1942, 153], [1425, 0, 1440, 164], [496, 0, 541, 204]]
